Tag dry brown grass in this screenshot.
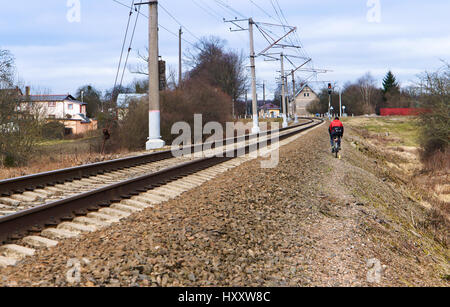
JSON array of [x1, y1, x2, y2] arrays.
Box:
[[422, 149, 450, 173], [347, 122, 449, 251], [0, 151, 133, 180]]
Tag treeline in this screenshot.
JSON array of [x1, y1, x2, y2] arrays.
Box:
[[307, 71, 419, 116]]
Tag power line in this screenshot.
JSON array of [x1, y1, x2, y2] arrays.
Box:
[[159, 2, 201, 42], [214, 0, 246, 19], [119, 4, 141, 88], [113, 0, 135, 92], [198, 0, 225, 20], [111, 0, 198, 48], [269, 0, 312, 66], [191, 0, 223, 22], [248, 0, 274, 20]]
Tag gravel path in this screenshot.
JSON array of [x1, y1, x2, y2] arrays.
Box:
[[0, 124, 447, 287]]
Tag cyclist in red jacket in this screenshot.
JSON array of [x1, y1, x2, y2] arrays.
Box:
[[329, 117, 344, 153]]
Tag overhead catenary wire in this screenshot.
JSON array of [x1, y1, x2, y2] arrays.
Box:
[[159, 2, 201, 42], [119, 4, 141, 89], [214, 0, 246, 19], [113, 0, 135, 92], [248, 0, 274, 20], [190, 0, 223, 22], [111, 0, 198, 49]]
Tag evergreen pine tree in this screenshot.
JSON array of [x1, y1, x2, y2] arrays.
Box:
[[382, 71, 399, 94]]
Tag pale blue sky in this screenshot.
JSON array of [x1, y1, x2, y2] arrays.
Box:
[[1, 0, 449, 98]]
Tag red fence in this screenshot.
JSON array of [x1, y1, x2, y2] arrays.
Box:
[[380, 108, 431, 116]]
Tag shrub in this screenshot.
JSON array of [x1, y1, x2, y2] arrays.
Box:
[[116, 78, 233, 151], [41, 121, 65, 140], [417, 64, 449, 159]]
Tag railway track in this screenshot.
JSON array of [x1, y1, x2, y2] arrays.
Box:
[[0, 118, 323, 267], [0, 120, 313, 217]]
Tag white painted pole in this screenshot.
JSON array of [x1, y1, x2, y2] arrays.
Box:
[[146, 0, 165, 150], [249, 18, 260, 134], [280, 53, 288, 128], [292, 70, 299, 123]]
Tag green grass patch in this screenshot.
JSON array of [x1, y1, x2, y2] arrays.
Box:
[[343, 117, 420, 147]]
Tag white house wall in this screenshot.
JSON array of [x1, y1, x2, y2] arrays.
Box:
[[34, 101, 86, 119]]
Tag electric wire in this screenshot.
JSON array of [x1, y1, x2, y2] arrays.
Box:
[[159, 2, 201, 42], [111, 0, 198, 48], [113, 0, 135, 92], [191, 0, 223, 22], [119, 4, 141, 88]]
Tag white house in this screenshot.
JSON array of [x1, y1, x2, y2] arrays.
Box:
[[20, 87, 96, 135], [22, 94, 87, 120], [293, 84, 319, 116]]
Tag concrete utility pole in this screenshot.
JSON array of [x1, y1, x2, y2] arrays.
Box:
[[245, 90, 248, 118], [249, 18, 260, 134], [291, 70, 299, 123], [339, 90, 342, 118], [179, 27, 183, 86], [263, 81, 266, 104], [280, 53, 288, 128], [136, 1, 165, 150]]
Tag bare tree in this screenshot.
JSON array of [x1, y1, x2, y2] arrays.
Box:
[[187, 36, 249, 103], [357, 72, 378, 114], [0, 50, 15, 88], [416, 61, 450, 157], [0, 49, 44, 166]]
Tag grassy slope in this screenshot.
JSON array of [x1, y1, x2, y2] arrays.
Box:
[[342, 117, 419, 147]]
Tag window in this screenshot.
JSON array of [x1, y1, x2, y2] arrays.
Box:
[[68, 104, 73, 110], [48, 102, 56, 107], [304, 93, 307, 97]]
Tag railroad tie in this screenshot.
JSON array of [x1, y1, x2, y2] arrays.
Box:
[[57, 222, 97, 233], [141, 192, 170, 202], [131, 195, 162, 206], [121, 199, 152, 209], [0, 256, 17, 268], [86, 212, 121, 223], [72, 217, 112, 228], [98, 208, 131, 218], [22, 236, 59, 249], [110, 203, 143, 214], [0, 244, 35, 260], [41, 228, 80, 240]]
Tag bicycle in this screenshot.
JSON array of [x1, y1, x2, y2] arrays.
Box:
[[332, 135, 341, 159]]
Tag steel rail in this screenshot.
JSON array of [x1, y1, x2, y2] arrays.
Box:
[[0, 119, 313, 196]]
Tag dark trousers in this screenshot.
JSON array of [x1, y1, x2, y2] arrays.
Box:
[[330, 134, 341, 148]]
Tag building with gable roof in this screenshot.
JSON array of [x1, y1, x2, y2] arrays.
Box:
[[293, 84, 319, 116], [20, 87, 96, 135]]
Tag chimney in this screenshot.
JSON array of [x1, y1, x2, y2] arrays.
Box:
[[25, 86, 31, 97]]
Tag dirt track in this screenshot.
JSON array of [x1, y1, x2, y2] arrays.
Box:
[[0, 124, 448, 287]]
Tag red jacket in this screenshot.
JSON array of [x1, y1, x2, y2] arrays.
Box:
[[329, 119, 344, 136]]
